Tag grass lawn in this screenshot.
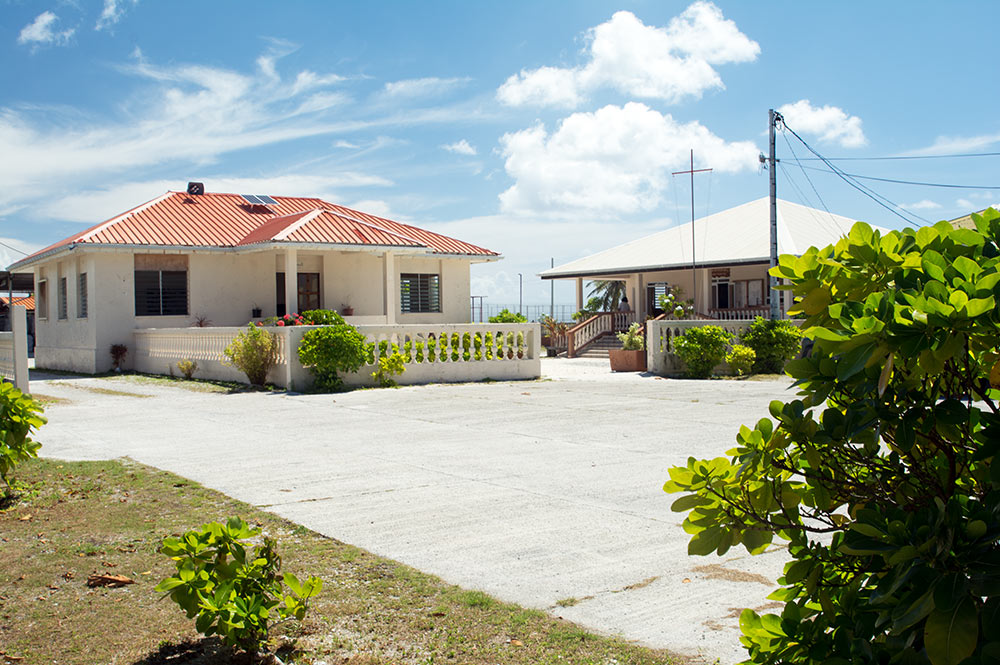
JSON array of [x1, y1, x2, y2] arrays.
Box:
[[0, 459, 681, 665]]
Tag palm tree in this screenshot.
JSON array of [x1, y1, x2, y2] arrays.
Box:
[[587, 280, 626, 311]]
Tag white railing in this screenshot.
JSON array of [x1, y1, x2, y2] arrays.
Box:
[[567, 312, 637, 357], [0, 306, 29, 392], [134, 323, 540, 390], [646, 319, 754, 377], [709, 307, 770, 321]]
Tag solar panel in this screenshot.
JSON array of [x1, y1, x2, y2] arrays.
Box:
[[241, 194, 277, 206], [241, 194, 262, 205], [257, 195, 278, 205]]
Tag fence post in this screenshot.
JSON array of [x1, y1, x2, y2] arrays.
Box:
[[12, 305, 28, 393]]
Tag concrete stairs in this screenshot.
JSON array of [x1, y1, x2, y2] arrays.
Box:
[[574, 333, 620, 358]]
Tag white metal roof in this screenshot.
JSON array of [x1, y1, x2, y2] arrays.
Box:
[[540, 197, 887, 279]]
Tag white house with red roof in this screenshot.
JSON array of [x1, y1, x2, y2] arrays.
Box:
[[10, 183, 502, 373]]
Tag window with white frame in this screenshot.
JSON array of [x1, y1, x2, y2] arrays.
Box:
[[400, 273, 440, 313]]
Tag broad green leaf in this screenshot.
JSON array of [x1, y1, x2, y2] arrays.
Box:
[[688, 526, 724, 556], [836, 342, 876, 382], [924, 596, 978, 665]]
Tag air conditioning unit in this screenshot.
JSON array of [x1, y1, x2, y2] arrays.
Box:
[[187, 182, 205, 195]]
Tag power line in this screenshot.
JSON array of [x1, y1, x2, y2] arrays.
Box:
[[791, 164, 1000, 190], [791, 151, 1000, 162], [779, 120, 927, 227], [781, 133, 846, 236], [0, 240, 28, 257]]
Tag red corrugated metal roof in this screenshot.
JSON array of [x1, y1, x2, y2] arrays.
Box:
[[15, 190, 499, 267], [0, 296, 34, 310]]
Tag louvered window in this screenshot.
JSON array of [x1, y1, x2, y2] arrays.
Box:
[[400, 273, 440, 313], [135, 270, 188, 316], [58, 277, 68, 319], [37, 281, 47, 319], [77, 273, 88, 318]]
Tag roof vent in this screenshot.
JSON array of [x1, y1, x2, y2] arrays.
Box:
[[187, 182, 205, 195]]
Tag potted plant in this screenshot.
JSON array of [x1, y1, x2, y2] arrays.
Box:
[[609, 322, 646, 372], [539, 315, 568, 357], [251, 305, 262, 318], [341, 303, 354, 316]]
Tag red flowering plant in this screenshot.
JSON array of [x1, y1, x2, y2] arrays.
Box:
[[251, 309, 344, 327], [257, 313, 307, 327]]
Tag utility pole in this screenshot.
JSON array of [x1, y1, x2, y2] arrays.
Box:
[[768, 109, 782, 320], [518, 273, 523, 317], [672, 149, 712, 315], [549, 258, 554, 319]]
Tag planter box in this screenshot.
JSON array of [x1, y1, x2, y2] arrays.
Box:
[[609, 348, 646, 372]]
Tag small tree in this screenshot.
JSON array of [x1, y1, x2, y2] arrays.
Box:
[[740, 316, 803, 373], [488, 308, 527, 323], [665, 213, 1000, 665], [297, 325, 367, 391], [223, 325, 278, 386], [672, 325, 732, 378], [0, 383, 45, 497]]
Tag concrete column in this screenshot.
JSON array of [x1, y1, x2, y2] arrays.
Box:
[[383, 251, 396, 324], [284, 247, 298, 315], [637, 273, 646, 316], [575, 278, 583, 311], [12, 305, 28, 393], [66, 260, 78, 321]]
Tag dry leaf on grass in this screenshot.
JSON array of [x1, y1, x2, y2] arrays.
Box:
[[86, 573, 135, 588]]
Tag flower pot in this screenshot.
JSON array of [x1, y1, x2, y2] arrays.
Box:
[[609, 348, 646, 372], [341, 306, 354, 316], [251, 307, 262, 318]]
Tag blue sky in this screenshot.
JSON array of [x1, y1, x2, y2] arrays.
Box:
[[3, 1, 1000, 306]]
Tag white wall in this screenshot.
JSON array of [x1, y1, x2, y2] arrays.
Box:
[[31, 247, 480, 373]]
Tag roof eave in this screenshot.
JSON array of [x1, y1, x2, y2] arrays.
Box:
[[539, 257, 771, 280]]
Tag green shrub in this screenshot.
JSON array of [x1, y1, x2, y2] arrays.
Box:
[[725, 344, 755, 376], [301, 309, 345, 326], [488, 308, 527, 323], [672, 325, 732, 378], [0, 383, 45, 495], [615, 322, 645, 350], [297, 324, 367, 391], [664, 213, 1000, 665], [372, 352, 407, 387], [223, 325, 278, 386], [176, 358, 198, 379], [155, 517, 321, 655], [740, 316, 803, 374]]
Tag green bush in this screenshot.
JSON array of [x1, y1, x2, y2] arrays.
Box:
[[301, 309, 345, 326], [725, 344, 755, 376], [372, 352, 407, 387], [740, 316, 803, 374], [616, 322, 645, 350], [176, 358, 198, 380], [0, 383, 45, 495], [672, 325, 732, 378], [488, 308, 527, 323], [297, 324, 367, 391], [664, 212, 1000, 665], [223, 324, 279, 386], [155, 517, 321, 655]]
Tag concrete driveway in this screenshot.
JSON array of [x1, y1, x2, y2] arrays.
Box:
[[30, 358, 794, 664]]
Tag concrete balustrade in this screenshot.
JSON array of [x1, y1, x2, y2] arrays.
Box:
[[646, 318, 754, 377], [134, 323, 540, 390]]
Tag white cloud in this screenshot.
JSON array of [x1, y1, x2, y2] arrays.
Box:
[[498, 102, 758, 217], [442, 139, 477, 156], [292, 70, 347, 94], [95, 0, 137, 31], [383, 77, 468, 98], [777, 100, 866, 148], [900, 199, 941, 211], [497, 4, 759, 108], [34, 174, 393, 224], [334, 140, 360, 149], [18, 11, 75, 47], [956, 198, 1000, 212], [905, 132, 1000, 156]]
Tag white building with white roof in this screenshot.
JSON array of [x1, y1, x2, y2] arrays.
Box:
[[541, 197, 886, 320]]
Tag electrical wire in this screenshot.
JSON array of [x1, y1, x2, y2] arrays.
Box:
[[778, 162, 844, 238], [789, 164, 1000, 190], [0, 240, 28, 257], [779, 119, 927, 227], [781, 132, 847, 235], [785, 151, 1000, 162]]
